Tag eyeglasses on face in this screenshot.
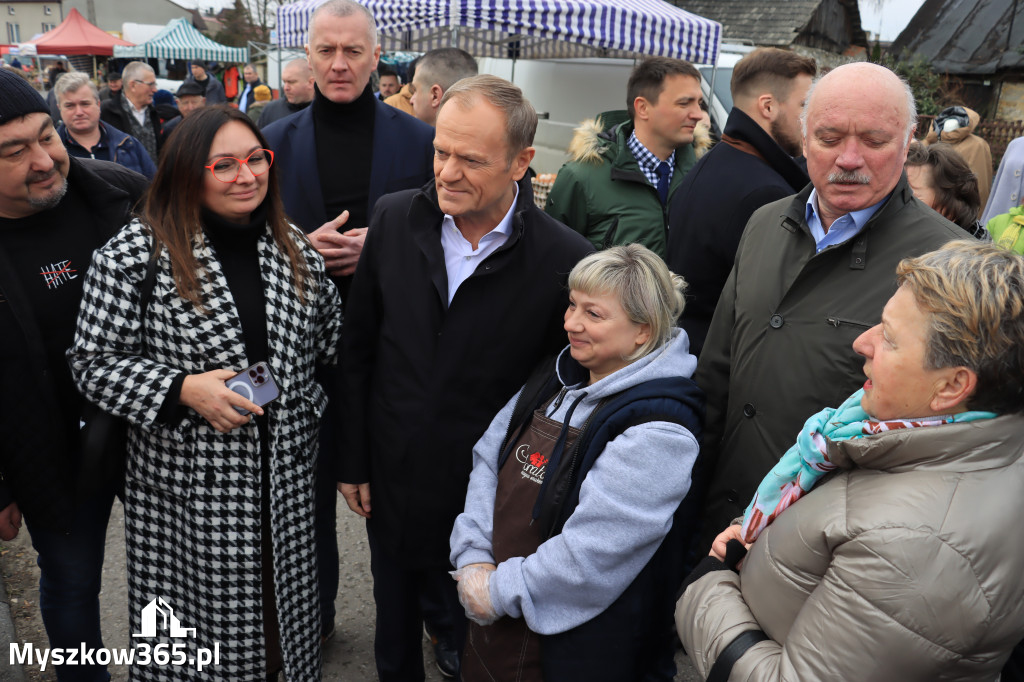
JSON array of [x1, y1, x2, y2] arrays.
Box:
[[204, 148, 275, 183], [133, 79, 158, 88]]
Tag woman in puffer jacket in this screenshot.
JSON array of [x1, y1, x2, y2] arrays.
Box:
[[677, 240, 1024, 682]]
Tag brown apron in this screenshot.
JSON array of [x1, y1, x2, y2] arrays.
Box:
[[461, 405, 581, 682]]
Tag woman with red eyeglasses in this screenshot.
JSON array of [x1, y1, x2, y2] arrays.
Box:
[[69, 105, 341, 681]]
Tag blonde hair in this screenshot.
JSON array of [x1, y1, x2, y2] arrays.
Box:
[[897, 240, 1024, 413], [568, 244, 686, 362]]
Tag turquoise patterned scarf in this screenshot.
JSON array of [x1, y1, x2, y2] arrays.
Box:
[[739, 389, 996, 543]]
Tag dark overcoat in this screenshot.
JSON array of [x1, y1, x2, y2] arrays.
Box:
[[339, 178, 594, 568], [667, 107, 809, 355]]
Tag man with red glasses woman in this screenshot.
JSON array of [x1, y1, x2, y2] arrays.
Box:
[[70, 106, 343, 681]]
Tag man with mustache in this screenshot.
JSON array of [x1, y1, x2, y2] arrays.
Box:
[[692, 62, 964, 552], [0, 68, 147, 681]]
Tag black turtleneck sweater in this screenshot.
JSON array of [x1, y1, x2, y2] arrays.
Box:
[[201, 205, 269, 368], [312, 82, 376, 231]]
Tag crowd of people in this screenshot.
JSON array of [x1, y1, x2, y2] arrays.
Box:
[[1, 0, 1024, 680]]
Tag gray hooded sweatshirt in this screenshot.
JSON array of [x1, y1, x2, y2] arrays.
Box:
[[450, 328, 700, 634]]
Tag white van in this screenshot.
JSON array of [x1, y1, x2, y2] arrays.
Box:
[[478, 45, 752, 174]]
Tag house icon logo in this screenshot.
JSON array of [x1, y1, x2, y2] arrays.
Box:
[[132, 597, 196, 638]]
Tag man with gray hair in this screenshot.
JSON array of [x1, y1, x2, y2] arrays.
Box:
[[693, 62, 964, 554], [408, 47, 478, 126], [100, 60, 162, 162], [338, 74, 593, 680], [56, 71, 156, 178]]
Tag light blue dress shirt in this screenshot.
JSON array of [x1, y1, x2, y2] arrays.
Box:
[[440, 183, 519, 304], [805, 189, 886, 252]]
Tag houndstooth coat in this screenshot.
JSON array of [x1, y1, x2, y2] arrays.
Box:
[[69, 218, 342, 681]]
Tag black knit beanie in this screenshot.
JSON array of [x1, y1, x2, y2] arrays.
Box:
[[0, 68, 49, 125]]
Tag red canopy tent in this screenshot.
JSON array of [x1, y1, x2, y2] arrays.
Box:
[[28, 8, 134, 56]]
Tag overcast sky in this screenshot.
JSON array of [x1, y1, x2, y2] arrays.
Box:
[[859, 0, 928, 41]]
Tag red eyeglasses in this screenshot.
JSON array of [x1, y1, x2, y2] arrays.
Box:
[[204, 148, 275, 183]]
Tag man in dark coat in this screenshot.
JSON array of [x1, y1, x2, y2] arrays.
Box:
[[183, 61, 228, 105], [99, 60, 162, 162], [667, 48, 816, 356], [257, 58, 314, 129], [0, 69, 147, 681], [338, 75, 594, 681], [694, 62, 964, 553], [262, 0, 435, 644]]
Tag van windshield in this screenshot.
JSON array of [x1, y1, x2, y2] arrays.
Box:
[[698, 66, 733, 114]]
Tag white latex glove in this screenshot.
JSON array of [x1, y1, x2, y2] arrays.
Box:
[[451, 564, 499, 626]]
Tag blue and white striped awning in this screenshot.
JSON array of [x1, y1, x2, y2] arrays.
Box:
[[276, 0, 720, 65], [113, 18, 248, 63]]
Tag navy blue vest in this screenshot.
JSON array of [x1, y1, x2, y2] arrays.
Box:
[[498, 355, 706, 681]]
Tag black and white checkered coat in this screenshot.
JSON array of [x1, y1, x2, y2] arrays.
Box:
[[69, 218, 342, 681]]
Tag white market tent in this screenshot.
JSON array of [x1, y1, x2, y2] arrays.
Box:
[[113, 17, 248, 63], [275, 0, 721, 65]]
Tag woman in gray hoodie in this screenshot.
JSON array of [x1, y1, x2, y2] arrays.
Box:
[[450, 244, 704, 682]]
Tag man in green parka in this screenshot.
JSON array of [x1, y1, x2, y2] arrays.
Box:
[[544, 57, 708, 259]]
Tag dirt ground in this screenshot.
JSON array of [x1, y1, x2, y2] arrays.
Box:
[[1, 499, 698, 681]]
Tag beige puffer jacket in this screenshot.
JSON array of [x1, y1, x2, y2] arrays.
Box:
[[677, 414, 1024, 681]]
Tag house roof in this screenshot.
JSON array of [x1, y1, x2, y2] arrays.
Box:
[[669, 0, 822, 47], [890, 0, 1024, 75]]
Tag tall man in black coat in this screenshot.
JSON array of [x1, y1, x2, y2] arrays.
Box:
[[262, 0, 435, 641], [0, 69, 147, 681], [338, 75, 594, 681], [667, 48, 816, 355]]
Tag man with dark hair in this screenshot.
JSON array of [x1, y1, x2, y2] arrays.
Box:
[[544, 56, 704, 258], [408, 48, 477, 126], [339, 74, 593, 681], [257, 59, 315, 129], [262, 0, 435, 645], [376, 63, 400, 100], [384, 57, 418, 116], [184, 61, 227, 104], [0, 67, 147, 682], [667, 47, 816, 355]]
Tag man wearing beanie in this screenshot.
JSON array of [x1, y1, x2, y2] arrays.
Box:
[[0, 68, 148, 681]]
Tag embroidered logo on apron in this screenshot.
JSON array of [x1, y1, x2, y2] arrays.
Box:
[[514, 443, 548, 484]]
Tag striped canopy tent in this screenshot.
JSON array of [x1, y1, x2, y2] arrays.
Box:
[[276, 0, 720, 64], [113, 18, 248, 63]]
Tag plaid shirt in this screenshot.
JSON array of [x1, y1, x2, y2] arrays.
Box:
[[627, 131, 675, 187]]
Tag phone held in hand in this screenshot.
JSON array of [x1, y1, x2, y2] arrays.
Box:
[[226, 361, 281, 415]]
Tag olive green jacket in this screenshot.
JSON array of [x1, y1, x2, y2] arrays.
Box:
[[678, 414, 1024, 681], [694, 173, 964, 549], [544, 119, 699, 258]]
